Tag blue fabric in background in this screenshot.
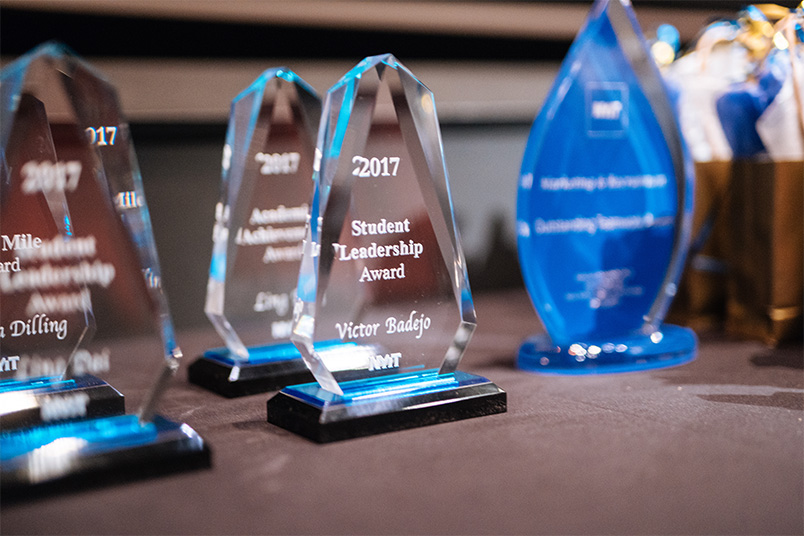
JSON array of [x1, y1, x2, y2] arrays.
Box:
[[716, 48, 790, 158]]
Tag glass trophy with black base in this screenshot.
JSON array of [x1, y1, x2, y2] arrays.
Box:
[[0, 42, 209, 494], [266, 54, 506, 443], [189, 69, 321, 397], [516, 0, 697, 374], [0, 93, 122, 430]]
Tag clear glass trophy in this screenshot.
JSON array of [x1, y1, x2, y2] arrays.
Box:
[[0, 43, 209, 492], [516, 0, 698, 374], [189, 69, 321, 397], [1, 93, 122, 429], [266, 54, 506, 442]]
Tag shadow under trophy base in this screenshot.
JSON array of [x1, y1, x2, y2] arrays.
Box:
[[189, 68, 323, 397], [0, 43, 209, 494], [265, 54, 506, 442], [515, 0, 698, 374]]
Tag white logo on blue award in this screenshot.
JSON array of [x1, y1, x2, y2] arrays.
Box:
[[516, 0, 697, 373], [586, 83, 628, 137]]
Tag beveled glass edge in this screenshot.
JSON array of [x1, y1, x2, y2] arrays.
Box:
[[1, 43, 184, 421], [279, 370, 500, 423], [606, 0, 695, 333], [292, 55, 478, 393]]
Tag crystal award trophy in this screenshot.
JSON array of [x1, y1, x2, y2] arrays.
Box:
[[266, 54, 506, 442], [516, 0, 698, 374], [1, 94, 122, 429], [0, 43, 209, 492], [189, 69, 320, 396]]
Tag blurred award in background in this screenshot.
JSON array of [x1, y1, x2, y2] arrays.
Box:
[[1, 43, 208, 493], [190, 69, 321, 396], [664, 5, 803, 345], [266, 54, 506, 442], [516, 0, 698, 374]]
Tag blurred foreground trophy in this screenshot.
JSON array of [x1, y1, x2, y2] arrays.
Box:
[[516, 0, 698, 374], [189, 69, 320, 396], [266, 54, 506, 442], [0, 43, 209, 494]]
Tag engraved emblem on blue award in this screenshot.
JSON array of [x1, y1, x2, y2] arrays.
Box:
[[516, 0, 698, 373], [189, 69, 321, 396], [266, 54, 505, 442], [0, 43, 208, 490]]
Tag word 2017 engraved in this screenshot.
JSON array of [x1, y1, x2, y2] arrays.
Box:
[[21, 161, 81, 194], [352, 156, 400, 177], [256, 152, 301, 175], [85, 126, 117, 146]]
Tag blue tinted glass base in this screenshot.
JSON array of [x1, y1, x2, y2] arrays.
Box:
[[1, 414, 210, 498], [267, 371, 507, 443], [189, 342, 313, 397], [0, 375, 124, 430], [518, 324, 697, 375]]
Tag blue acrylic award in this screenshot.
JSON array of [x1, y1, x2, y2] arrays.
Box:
[[516, 0, 697, 374], [266, 54, 506, 442], [1, 43, 209, 494], [189, 69, 321, 396]]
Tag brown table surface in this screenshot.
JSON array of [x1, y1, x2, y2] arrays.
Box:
[[3, 289, 803, 535]]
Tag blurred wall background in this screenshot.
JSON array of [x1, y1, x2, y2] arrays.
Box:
[[1, 1, 744, 327]]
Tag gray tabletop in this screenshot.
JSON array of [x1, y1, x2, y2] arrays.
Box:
[[3, 289, 802, 535]]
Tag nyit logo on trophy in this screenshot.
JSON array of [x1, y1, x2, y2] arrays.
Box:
[[586, 82, 628, 137]]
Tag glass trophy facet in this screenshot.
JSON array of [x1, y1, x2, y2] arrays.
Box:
[[516, 0, 697, 374], [189, 69, 321, 397], [0, 43, 209, 492], [0, 92, 123, 429], [266, 54, 506, 442]]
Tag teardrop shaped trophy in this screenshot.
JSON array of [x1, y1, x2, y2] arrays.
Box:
[[1, 43, 209, 492], [516, 0, 698, 374], [266, 54, 506, 442], [189, 69, 320, 396]]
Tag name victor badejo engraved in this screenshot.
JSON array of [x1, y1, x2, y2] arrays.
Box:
[[329, 212, 433, 371]]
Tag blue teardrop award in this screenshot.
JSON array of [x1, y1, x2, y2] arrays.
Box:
[[516, 0, 697, 374]]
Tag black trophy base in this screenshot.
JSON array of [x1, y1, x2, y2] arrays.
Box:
[[1, 414, 211, 500], [266, 371, 507, 443], [0, 375, 125, 431], [189, 344, 314, 397]]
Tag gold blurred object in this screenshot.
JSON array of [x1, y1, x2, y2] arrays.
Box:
[[727, 9, 803, 345], [670, 4, 803, 345], [694, 21, 741, 72], [668, 162, 732, 332], [651, 40, 676, 67], [778, 12, 804, 141], [736, 15, 774, 61], [735, 4, 797, 61], [754, 4, 795, 21], [726, 161, 803, 346]]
